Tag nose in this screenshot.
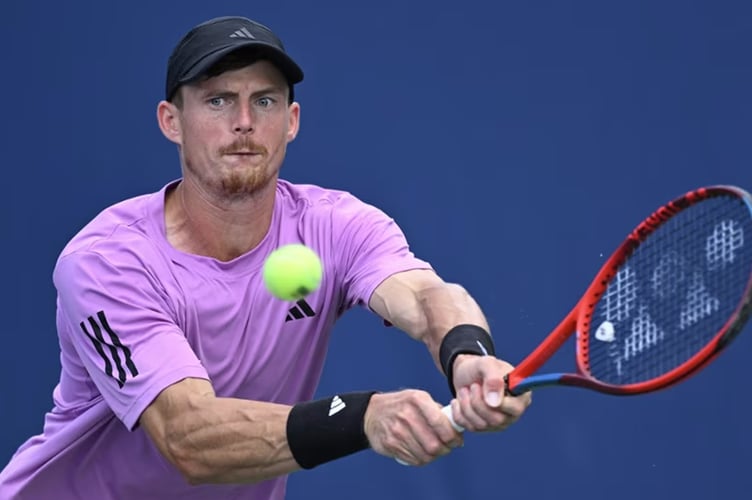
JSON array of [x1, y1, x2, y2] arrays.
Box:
[[233, 102, 254, 134]]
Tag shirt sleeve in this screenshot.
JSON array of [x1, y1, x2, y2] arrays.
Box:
[[331, 194, 433, 309], [53, 249, 209, 430]]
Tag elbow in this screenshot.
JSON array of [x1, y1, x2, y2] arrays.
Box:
[[162, 432, 215, 485], [164, 435, 266, 486], [175, 463, 211, 486]]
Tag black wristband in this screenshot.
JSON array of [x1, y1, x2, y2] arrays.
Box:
[[439, 324, 496, 397], [286, 391, 376, 469]]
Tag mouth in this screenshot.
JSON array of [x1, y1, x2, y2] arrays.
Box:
[[224, 151, 264, 160]]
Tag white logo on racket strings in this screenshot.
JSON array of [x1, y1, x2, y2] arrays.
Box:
[[594, 321, 616, 342], [328, 396, 346, 416], [679, 271, 720, 330], [706, 219, 744, 270], [602, 266, 638, 322], [624, 306, 664, 361]]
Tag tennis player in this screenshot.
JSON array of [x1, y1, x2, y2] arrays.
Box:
[[0, 16, 531, 499]]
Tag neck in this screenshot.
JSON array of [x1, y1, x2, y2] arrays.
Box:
[[164, 177, 277, 261]]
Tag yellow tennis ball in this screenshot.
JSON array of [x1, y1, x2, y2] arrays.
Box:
[[263, 244, 323, 301]]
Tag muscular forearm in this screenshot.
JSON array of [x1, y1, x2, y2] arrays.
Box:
[[370, 270, 489, 372], [170, 397, 298, 484], [415, 283, 490, 370], [143, 378, 374, 484], [141, 380, 300, 485]]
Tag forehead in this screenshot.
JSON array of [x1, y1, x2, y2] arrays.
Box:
[[191, 60, 288, 93]]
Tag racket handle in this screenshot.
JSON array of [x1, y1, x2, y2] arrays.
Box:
[[395, 404, 464, 465], [441, 403, 465, 433]]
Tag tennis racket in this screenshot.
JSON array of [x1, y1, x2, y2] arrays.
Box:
[[401, 185, 752, 460], [501, 185, 752, 398]]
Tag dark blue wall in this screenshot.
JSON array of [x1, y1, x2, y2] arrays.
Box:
[[2, 1, 750, 499]]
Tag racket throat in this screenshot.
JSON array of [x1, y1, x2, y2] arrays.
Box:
[[507, 373, 566, 395]]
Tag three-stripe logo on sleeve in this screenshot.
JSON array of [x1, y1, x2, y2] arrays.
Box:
[[80, 311, 139, 388]]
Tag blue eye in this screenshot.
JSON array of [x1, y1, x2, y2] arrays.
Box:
[[257, 97, 275, 108], [208, 97, 226, 107]]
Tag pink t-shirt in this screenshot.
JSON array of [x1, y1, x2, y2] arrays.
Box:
[[0, 179, 431, 499]]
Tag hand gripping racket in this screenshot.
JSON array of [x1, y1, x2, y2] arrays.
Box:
[[397, 185, 752, 464]]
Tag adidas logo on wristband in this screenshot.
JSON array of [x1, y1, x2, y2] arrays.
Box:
[[328, 395, 346, 416]]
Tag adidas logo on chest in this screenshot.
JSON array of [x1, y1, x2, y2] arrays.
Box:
[[285, 299, 317, 322]]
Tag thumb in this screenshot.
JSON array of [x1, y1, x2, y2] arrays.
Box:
[[482, 374, 505, 408]]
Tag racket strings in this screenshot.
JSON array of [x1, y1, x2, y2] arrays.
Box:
[[586, 195, 752, 385]]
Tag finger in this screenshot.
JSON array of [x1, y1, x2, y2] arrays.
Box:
[[468, 383, 509, 430], [478, 359, 510, 408], [395, 431, 448, 465], [410, 402, 456, 461], [441, 404, 465, 434], [376, 394, 436, 465], [385, 421, 423, 465], [481, 374, 505, 409], [397, 394, 459, 465], [450, 399, 464, 432], [455, 386, 487, 431], [433, 404, 464, 447], [395, 417, 459, 466], [499, 390, 533, 419]]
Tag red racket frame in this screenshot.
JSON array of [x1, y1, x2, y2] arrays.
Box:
[[506, 186, 752, 395]]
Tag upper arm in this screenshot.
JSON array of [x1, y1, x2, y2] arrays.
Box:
[[54, 250, 209, 429], [328, 193, 432, 310]]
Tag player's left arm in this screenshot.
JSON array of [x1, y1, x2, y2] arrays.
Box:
[[369, 269, 532, 432]]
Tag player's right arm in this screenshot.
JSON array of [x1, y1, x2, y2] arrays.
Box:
[[139, 377, 300, 484], [140, 380, 460, 482]]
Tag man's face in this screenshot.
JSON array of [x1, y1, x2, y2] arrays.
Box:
[[168, 60, 300, 199]]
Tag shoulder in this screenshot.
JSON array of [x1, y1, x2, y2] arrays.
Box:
[[55, 189, 167, 280], [276, 179, 355, 207], [276, 179, 387, 219]]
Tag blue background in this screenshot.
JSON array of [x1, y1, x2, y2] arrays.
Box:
[[2, 1, 751, 499]]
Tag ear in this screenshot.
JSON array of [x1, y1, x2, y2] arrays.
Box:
[[157, 100, 182, 145], [286, 102, 301, 142]]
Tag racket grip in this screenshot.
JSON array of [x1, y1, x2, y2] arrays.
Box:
[[395, 404, 464, 466], [442, 404, 465, 433]]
